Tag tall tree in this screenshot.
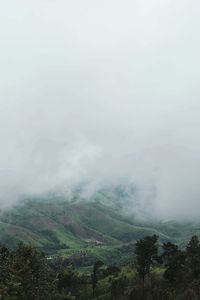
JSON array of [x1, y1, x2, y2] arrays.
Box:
[[185, 236, 200, 280], [162, 242, 186, 283], [91, 260, 103, 296], [0, 245, 11, 286], [13, 243, 52, 300], [186, 236, 200, 256], [162, 242, 179, 266], [134, 235, 158, 283]]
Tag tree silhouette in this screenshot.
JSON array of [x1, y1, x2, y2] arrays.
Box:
[[91, 260, 104, 296], [135, 235, 158, 283]]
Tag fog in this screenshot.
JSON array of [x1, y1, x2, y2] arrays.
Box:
[[0, 0, 200, 220]]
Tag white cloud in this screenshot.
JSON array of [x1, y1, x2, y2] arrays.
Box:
[[0, 1, 200, 218]]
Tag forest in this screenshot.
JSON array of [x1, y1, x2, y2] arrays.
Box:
[[1, 235, 200, 299]]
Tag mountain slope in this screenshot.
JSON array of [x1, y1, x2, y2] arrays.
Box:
[[0, 190, 200, 265], [0, 197, 174, 249]]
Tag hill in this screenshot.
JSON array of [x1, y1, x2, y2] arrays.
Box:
[[0, 187, 199, 266]]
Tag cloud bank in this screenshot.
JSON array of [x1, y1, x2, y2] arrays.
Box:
[[0, 0, 200, 219]]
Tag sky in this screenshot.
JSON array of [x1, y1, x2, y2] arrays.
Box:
[[0, 0, 200, 219]]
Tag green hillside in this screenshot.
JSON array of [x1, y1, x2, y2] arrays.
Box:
[[0, 189, 200, 266]]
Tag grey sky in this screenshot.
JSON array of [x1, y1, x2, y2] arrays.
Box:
[[0, 1, 200, 219]]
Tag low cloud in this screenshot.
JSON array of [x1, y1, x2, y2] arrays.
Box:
[[0, 1, 200, 219]]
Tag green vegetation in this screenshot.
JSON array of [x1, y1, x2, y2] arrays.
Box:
[[1, 235, 200, 299], [1, 189, 200, 267]]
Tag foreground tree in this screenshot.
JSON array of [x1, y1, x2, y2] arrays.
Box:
[[134, 235, 158, 283], [0, 245, 13, 299], [91, 260, 104, 296], [57, 266, 80, 297], [162, 242, 179, 265], [186, 235, 200, 257], [13, 243, 53, 300], [0, 245, 11, 286], [185, 236, 200, 281], [162, 242, 186, 283], [110, 276, 127, 300]]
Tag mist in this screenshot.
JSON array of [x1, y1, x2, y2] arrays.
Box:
[[0, 0, 200, 220]]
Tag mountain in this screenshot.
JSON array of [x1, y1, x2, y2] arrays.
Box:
[[0, 186, 200, 266]]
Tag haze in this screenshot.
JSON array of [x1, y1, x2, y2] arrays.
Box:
[[0, 0, 200, 220]]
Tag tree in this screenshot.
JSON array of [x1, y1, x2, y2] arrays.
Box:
[[134, 235, 158, 283], [110, 276, 127, 300], [162, 242, 186, 283], [13, 243, 53, 300], [0, 245, 16, 299], [186, 236, 200, 257], [91, 260, 104, 296], [0, 245, 11, 285], [162, 242, 179, 266], [186, 236, 200, 280], [57, 266, 79, 296]]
